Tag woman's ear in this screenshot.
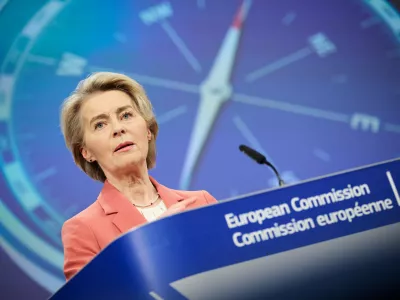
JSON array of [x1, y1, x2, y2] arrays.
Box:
[[147, 129, 152, 141], [81, 147, 95, 163]]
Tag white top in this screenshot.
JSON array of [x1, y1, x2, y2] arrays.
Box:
[[135, 200, 167, 222]]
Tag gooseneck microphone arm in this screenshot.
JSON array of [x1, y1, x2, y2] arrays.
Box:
[[239, 144, 285, 187], [264, 161, 285, 187]]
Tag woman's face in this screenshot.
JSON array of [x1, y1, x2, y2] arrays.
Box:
[[80, 90, 151, 176]]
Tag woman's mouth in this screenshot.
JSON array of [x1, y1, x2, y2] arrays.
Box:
[[114, 141, 134, 152]]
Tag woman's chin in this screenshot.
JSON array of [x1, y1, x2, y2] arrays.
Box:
[[115, 153, 145, 167]]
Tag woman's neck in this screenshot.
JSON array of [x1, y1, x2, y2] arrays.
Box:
[[105, 165, 158, 207]]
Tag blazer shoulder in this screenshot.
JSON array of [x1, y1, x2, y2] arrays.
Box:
[[61, 201, 104, 247]]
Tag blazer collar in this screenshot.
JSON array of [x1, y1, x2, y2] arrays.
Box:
[[97, 176, 184, 233]]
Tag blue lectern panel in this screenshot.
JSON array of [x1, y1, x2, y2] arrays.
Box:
[[50, 159, 400, 299]]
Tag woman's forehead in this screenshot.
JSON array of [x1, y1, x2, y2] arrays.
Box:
[[82, 91, 135, 116]]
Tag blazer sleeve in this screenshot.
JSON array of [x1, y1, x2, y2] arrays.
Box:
[[202, 190, 218, 204], [61, 217, 100, 281]]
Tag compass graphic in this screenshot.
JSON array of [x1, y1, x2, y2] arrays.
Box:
[[0, 0, 399, 292]]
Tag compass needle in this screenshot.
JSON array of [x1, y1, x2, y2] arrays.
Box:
[[179, 0, 252, 189]]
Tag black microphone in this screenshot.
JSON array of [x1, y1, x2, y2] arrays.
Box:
[[239, 144, 285, 187]]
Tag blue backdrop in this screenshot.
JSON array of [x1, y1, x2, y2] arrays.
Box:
[[1, 0, 399, 299]]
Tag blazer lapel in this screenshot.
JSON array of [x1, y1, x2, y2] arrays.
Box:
[[150, 176, 185, 207], [97, 180, 147, 234]]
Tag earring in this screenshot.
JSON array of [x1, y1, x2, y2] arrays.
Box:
[[89, 159, 92, 162]]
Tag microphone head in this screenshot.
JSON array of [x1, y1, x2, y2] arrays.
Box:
[[238, 144, 246, 152], [239, 144, 267, 164]]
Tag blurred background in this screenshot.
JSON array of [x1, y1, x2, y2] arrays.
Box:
[[0, 0, 399, 299]]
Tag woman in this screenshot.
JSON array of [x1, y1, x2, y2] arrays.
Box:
[[60, 71, 217, 281]]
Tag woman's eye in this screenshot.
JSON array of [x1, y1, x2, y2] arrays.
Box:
[[122, 112, 132, 119], [94, 122, 105, 130]]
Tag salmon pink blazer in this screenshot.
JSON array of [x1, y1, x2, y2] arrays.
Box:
[[61, 176, 217, 281]]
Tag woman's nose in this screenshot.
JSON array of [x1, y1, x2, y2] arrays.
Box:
[[113, 125, 126, 137]]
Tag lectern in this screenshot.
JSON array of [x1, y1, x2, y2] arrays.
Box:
[[50, 159, 400, 300]]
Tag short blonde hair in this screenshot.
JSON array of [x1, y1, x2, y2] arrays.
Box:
[[60, 72, 159, 182]]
